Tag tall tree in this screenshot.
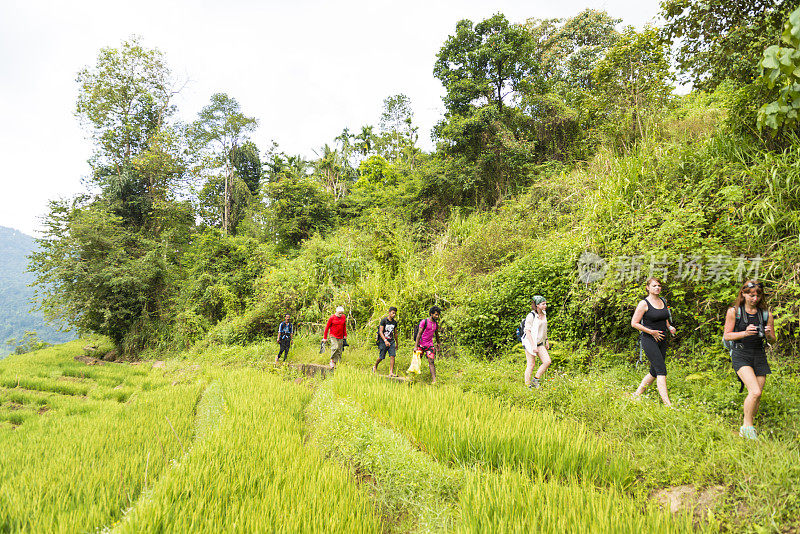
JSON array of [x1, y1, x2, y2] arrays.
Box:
[[434, 13, 537, 114], [592, 26, 672, 149], [660, 0, 794, 90], [379, 94, 419, 164], [432, 14, 542, 207], [76, 36, 174, 175], [314, 144, 349, 199], [524, 10, 620, 95], [32, 38, 192, 356], [189, 93, 258, 234], [355, 125, 376, 156], [75, 36, 184, 229]]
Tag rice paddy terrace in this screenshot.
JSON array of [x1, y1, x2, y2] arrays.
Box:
[[1, 338, 798, 533]]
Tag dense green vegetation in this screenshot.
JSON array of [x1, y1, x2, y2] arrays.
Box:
[[28, 6, 800, 362], [8, 2, 800, 532]]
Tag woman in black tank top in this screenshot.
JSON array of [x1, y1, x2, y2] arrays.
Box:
[[723, 280, 776, 440], [630, 277, 676, 406]]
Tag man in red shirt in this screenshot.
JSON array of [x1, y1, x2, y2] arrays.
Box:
[[323, 306, 347, 369]]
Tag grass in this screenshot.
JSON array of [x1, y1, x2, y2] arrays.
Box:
[[435, 353, 800, 530], [0, 340, 205, 533], [1, 336, 798, 532], [456, 469, 694, 534], [326, 367, 633, 487], [114, 368, 383, 533], [308, 385, 462, 532], [308, 380, 692, 534]]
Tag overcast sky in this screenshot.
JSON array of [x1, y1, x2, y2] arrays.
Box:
[[0, 0, 662, 236]]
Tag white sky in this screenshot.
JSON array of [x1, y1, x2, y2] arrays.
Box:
[[0, 0, 661, 236]]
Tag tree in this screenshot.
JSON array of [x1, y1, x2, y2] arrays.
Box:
[[354, 125, 376, 156], [314, 144, 351, 199], [592, 26, 672, 149], [76, 36, 174, 175], [264, 148, 311, 185], [524, 10, 620, 96], [758, 6, 800, 133], [230, 141, 262, 195], [379, 94, 420, 165], [30, 200, 176, 354], [520, 10, 620, 159], [660, 0, 794, 90], [32, 38, 192, 356], [189, 93, 258, 234], [434, 13, 537, 114], [432, 14, 542, 207], [75, 37, 185, 230], [266, 177, 336, 248]]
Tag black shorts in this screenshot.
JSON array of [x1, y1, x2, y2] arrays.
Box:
[[377, 340, 396, 359], [640, 334, 668, 377], [731, 347, 771, 376]]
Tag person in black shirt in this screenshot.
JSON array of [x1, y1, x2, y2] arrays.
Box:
[[275, 314, 294, 363], [372, 307, 398, 376], [723, 280, 776, 440], [630, 278, 677, 406]]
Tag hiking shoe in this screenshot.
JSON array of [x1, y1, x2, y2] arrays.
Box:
[[739, 425, 758, 440], [531, 377, 541, 389]]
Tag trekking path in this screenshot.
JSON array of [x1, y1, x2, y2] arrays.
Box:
[[277, 360, 410, 382]]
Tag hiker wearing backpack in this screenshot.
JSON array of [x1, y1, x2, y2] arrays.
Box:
[[630, 278, 676, 406], [323, 306, 348, 370], [723, 280, 776, 440], [414, 306, 441, 384], [522, 296, 550, 389], [275, 314, 294, 363], [373, 307, 398, 377]]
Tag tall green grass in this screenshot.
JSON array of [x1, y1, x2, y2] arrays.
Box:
[[308, 386, 462, 532], [308, 380, 691, 534], [456, 470, 694, 534], [440, 356, 800, 530], [0, 340, 205, 532], [115, 369, 382, 533], [0, 383, 201, 532], [327, 368, 633, 487]]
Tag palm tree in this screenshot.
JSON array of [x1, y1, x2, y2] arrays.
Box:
[[355, 125, 375, 156]]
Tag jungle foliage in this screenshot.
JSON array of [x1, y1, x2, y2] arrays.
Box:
[[30, 7, 800, 361]]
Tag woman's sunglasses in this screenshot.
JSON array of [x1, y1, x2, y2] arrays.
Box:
[[744, 282, 764, 289]]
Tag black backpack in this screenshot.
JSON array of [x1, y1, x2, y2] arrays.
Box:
[[412, 318, 429, 343], [515, 314, 528, 343]]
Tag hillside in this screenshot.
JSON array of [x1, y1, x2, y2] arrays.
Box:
[[0, 226, 74, 356]]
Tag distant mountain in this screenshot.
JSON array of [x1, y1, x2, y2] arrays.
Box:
[[0, 226, 75, 356]]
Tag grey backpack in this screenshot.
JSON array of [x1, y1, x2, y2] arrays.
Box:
[[722, 306, 768, 351]]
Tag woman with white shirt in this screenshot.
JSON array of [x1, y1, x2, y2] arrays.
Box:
[[523, 295, 550, 389]]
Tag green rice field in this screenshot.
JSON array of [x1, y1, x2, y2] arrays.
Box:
[[0, 336, 797, 532]]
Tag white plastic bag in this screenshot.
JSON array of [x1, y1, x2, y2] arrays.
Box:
[[407, 350, 422, 375]]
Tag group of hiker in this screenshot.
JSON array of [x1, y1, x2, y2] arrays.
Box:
[[273, 278, 777, 440], [274, 305, 442, 382]]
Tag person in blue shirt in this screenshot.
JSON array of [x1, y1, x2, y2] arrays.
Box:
[[275, 314, 294, 362]]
